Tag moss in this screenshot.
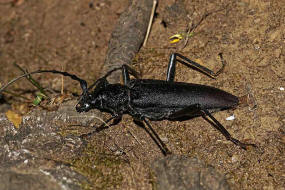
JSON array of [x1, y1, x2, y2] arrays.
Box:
[[149, 168, 158, 190], [69, 141, 124, 190]]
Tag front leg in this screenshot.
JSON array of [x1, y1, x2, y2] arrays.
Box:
[[166, 53, 226, 82], [80, 115, 122, 139]]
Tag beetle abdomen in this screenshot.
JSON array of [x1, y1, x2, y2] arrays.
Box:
[[130, 79, 238, 112]]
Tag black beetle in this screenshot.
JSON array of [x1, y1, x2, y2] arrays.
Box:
[[0, 53, 255, 155]]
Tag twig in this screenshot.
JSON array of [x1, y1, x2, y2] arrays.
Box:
[[143, 0, 157, 47]]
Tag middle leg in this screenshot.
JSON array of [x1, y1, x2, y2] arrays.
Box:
[[133, 118, 171, 156], [166, 53, 226, 82]]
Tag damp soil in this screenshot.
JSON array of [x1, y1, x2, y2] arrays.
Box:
[[0, 0, 284, 190]]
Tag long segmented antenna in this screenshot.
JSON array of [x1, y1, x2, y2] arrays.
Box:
[[1, 65, 139, 95], [0, 70, 88, 94], [87, 67, 122, 91], [87, 64, 140, 91]]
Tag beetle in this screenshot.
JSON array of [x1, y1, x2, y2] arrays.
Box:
[[0, 53, 256, 155]]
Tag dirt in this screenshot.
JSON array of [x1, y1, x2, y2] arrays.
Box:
[[0, 0, 284, 190]]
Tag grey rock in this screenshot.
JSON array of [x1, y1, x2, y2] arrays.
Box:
[[152, 155, 230, 190]]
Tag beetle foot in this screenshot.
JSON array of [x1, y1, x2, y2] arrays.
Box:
[[241, 143, 257, 150], [80, 132, 93, 140], [229, 137, 256, 150], [162, 147, 172, 156], [165, 150, 172, 155]]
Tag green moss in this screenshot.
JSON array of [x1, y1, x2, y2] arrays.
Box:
[[70, 141, 124, 190], [149, 169, 158, 190]]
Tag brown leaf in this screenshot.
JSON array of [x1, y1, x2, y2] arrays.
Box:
[[5, 110, 22, 128]]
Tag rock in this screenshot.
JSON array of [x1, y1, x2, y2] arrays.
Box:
[[152, 155, 230, 190]]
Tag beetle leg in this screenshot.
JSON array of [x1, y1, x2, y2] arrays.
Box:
[[143, 118, 172, 155], [121, 64, 140, 86], [80, 115, 122, 139], [133, 118, 171, 156], [166, 53, 225, 82], [168, 104, 201, 119], [200, 108, 256, 150], [169, 104, 256, 150]]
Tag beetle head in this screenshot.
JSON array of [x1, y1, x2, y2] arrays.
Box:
[[75, 92, 93, 112], [75, 78, 108, 112]]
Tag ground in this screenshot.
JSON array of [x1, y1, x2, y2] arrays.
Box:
[[0, 0, 284, 190]]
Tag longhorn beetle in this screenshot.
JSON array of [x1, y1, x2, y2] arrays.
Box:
[[0, 53, 256, 155]]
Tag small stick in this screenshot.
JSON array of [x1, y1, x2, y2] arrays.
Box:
[[127, 128, 142, 145], [143, 0, 157, 47]]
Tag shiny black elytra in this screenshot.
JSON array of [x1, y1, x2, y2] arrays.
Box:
[[0, 53, 256, 155]]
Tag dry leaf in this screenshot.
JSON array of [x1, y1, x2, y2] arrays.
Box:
[[5, 110, 22, 128]]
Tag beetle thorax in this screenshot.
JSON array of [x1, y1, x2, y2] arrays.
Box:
[[99, 84, 130, 114]]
